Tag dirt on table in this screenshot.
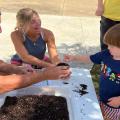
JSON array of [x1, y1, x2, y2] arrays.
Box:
[[0, 95, 69, 120], [0, 0, 97, 16]]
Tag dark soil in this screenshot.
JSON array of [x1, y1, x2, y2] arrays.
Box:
[[73, 84, 88, 96], [0, 95, 69, 120], [57, 62, 70, 67]]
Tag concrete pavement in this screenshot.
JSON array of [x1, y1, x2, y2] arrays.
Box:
[[0, 12, 101, 68], [0, 0, 97, 16]]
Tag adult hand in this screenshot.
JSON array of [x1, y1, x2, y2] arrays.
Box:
[[9, 65, 34, 75], [0, 63, 31, 75], [40, 60, 55, 68], [22, 63, 35, 72], [12, 66, 30, 74], [42, 66, 71, 80], [107, 96, 120, 108], [95, 7, 104, 16]]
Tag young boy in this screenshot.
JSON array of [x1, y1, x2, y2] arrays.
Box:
[[64, 24, 120, 120]]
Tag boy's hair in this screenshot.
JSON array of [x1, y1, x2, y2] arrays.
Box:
[[103, 24, 120, 48]]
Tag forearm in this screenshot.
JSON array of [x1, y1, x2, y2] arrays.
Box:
[[97, 0, 104, 7], [51, 54, 61, 65], [21, 54, 53, 67], [0, 63, 19, 74], [0, 72, 47, 94], [73, 55, 92, 63], [46, 30, 61, 65]]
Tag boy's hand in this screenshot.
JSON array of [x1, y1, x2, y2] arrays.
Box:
[[64, 54, 74, 62], [107, 97, 120, 108]]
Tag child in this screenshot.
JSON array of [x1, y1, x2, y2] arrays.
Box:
[[64, 24, 120, 120]]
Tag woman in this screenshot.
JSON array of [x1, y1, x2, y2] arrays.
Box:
[[11, 8, 61, 68], [0, 10, 71, 94]]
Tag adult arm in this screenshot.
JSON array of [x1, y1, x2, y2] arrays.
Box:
[[0, 66, 70, 94], [95, 0, 104, 16], [0, 62, 28, 74], [11, 31, 53, 67], [43, 28, 61, 65]]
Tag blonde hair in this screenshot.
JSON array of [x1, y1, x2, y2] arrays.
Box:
[[104, 24, 120, 48], [16, 8, 38, 31]]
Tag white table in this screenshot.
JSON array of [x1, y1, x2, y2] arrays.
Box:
[[34, 68, 104, 120], [0, 68, 104, 120]]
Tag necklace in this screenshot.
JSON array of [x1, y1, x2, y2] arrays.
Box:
[[33, 42, 36, 46]]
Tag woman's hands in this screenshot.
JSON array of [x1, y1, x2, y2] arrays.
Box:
[[38, 60, 55, 68]]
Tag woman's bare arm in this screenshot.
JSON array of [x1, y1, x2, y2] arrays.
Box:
[[11, 30, 53, 67], [43, 28, 61, 65]]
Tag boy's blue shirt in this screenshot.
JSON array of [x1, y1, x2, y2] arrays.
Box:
[[90, 50, 120, 108]]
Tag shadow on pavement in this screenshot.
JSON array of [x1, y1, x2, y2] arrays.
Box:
[[56, 43, 100, 69]]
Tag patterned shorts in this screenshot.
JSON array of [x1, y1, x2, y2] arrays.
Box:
[[100, 101, 120, 120]]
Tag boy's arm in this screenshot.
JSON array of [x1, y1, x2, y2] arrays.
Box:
[[64, 54, 92, 63], [95, 0, 104, 16], [72, 55, 92, 63]]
